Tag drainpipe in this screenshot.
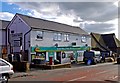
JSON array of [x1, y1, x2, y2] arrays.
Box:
[[7, 28, 11, 53], [24, 28, 32, 52]]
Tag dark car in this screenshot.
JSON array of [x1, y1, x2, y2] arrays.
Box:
[[83, 51, 102, 65]]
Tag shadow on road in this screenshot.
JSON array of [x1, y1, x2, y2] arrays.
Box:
[[104, 80, 119, 83]]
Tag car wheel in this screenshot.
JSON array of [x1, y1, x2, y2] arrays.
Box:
[[1, 75, 9, 83]]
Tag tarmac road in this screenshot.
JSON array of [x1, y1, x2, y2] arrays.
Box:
[[9, 62, 120, 83]]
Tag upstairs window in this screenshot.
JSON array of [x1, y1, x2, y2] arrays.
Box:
[[81, 36, 87, 43], [64, 34, 70, 41], [36, 31, 43, 40], [53, 33, 62, 41]]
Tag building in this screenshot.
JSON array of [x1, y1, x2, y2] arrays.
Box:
[[7, 13, 91, 63], [0, 20, 9, 58], [91, 32, 120, 56]]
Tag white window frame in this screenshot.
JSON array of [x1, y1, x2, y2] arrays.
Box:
[[81, 36, 87, 43], [64, 34, 70, 42], [36, 31, 44, 40], [53, 33, 62, 41]]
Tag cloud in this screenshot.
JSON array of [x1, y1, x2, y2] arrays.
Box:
[[84, 23, 115, 33], [10, 2, 118, 22], [58, 2, 118, 22], [0, 12, 14, 21], [2, 2, 118, 37]]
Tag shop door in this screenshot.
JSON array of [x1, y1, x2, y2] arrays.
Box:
[[56, 52, 61, 63]]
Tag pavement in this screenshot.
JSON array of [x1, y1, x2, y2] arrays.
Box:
[[12, 72, 32, 78]]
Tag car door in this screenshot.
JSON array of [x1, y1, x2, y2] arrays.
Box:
[[0, 60, 10, 73]]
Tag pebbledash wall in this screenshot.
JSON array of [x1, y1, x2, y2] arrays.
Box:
[[7, 13, 91, 62]]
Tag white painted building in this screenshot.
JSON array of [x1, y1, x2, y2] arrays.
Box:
[[7, 13, 91, 63]]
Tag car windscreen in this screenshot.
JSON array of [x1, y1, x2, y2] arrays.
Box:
[[84, 51, 94, 58]]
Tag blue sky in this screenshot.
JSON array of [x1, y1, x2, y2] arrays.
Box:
[[1, 2, 32, 15], [0, 1, 119, 39], [2, 2, 19, 14]]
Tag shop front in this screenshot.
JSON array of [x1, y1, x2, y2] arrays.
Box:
[[31, 46, 90, 64]]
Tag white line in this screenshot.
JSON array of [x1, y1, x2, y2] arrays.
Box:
[[63, 76, 86, 83], [68, 76, 86, 81], [96, 68, 118, 75], [111, 76, 118, 79], [96, 71, 108, 75]]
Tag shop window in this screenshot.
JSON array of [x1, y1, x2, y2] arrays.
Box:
[[62, 52, 66, 58], [64, 34, 70, 42], [53, 33, 62, 41], [81, 36, 87, 43], [36, 31, 43, 40]]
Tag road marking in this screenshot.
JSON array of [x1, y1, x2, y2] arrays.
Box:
[[110, 76, 118, 79], [96, 71, 108, 75], [95, 67, 118, 75], [65, 68, 117, 83], [63, 76, 86, 83]]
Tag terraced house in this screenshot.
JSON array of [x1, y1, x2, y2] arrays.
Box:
[[6, 13, 91, 63], [0, 20, 9, 59]]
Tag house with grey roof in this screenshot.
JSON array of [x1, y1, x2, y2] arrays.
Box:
[[0, 20, 9, 58], [7, 13, 91, 63]]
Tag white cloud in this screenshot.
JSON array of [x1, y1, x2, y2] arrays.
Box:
[[1, 2, 118, 38], [0, 12, 14, 21], [104, 18, 118, 38], [52, 14, 80, 26]]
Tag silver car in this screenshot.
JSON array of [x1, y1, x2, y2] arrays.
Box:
[[0, 58, 14, 83]]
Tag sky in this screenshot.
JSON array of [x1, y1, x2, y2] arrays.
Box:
[[0, 0, 119, 38]]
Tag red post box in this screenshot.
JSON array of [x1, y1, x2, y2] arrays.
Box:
[[49, 57, 53, 65]]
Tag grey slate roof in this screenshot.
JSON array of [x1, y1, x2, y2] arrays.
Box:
[[17, 13, 88, 35], [0, 20, 10, 29]]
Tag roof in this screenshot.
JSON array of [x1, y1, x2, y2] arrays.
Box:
[[114, 38, 120, 47], [16, 13, 88, 35], [91, 32, 120, 51], [0, 20, 10, 29], [101, 33, 117, 48], [91, 33, 110, 51]]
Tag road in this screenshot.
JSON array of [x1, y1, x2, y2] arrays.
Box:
[[10, 62, 120, 83]]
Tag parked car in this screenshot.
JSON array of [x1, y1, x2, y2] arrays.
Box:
[[83, 51, 102, 65], [0, 58, 14, 83]]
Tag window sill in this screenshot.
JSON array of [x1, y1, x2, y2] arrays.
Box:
[[64, 40, 69, 42], [36, 39, 43, 41]]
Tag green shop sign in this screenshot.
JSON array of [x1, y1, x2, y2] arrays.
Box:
[[48, 52, 54, 57], [31, 46, 90, 53], [31, 47, 57, 52], [57, 46, 89, 51]]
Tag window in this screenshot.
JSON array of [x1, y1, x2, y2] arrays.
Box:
[[53, 33, 62, 41], [36, 31, 43, 40], [64, 34, 70, 41], [0, 60, 8, 66], [11, 30, 14, 33], [81, 36, 87, 43]]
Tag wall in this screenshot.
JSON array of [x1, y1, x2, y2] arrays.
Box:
[[31, 30, 91, 47], [7, 15, 31, 61], [0, 29, 6, 57]]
